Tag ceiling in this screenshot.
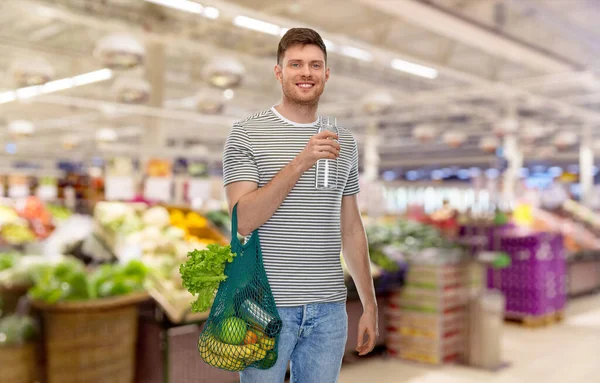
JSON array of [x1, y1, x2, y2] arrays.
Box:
[[0, 0, 599, 175]]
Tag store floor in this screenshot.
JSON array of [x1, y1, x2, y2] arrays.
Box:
[[338, 294, 600, 383]]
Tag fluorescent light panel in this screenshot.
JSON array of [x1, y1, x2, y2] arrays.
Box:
[[339, 46, 373, 62], [144, 0, 203, 14], [72, 68, 113, 86], [0, 91, 16, 103], [202, 6, 220, 19], [16, 85, 42, 99], [42, 78, 74, 93], [323, 39, 336, 52], [0, 68, 113, 105], [233, 15, 281, 36], [391, 58, 438, 79]]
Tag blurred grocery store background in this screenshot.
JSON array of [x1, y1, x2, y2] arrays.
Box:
[[0, 0, 599, 382]]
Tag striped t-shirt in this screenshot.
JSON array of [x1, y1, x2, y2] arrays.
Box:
[[222, 107, 360, 307]]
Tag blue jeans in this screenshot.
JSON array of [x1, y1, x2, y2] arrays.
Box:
[[240, 302, 348, 383]]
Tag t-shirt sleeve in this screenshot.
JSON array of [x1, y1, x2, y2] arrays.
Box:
[[222, 123, 259, 186], [343, 136, 360, 196]]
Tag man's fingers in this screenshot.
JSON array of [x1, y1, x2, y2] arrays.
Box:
[[315, 131, 338, 140], [365, 328, 377, 352], [356, 325, 366, 351], [357, 328, 377, 356]]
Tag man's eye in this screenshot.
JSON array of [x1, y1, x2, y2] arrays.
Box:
[[313, 64, 322, 69], [291, 63, 300, 68]]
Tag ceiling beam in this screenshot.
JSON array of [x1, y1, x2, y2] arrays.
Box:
[[356, 0, 579, 73]]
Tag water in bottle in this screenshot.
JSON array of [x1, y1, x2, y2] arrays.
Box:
[[315, 116, 338, 190]]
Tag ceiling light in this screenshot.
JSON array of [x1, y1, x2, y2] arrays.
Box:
[[9, 57, 55, 87], [144, 0, 203, 14], [112, 76, 151, 104], [443, 131, 467, 148], [391, 58, 438, 79], [195, 88, 226, 114], [233, 16, 282, 36], [96, 128, 118, 143], [203, 57, 245, 89], [16, 85, 42, 100], [553, 131, 578, 151], [323, 39, 336, 52], [479, 136, 500, 153], [72, 68, 113, 86], [361, 89, 393, 113], [8, 120, 35, 137], [223, 89, 234, 100], [42, 78, 74, 93], [0, 91, 16, 104], [340, 46, 373, 62], [62, 134, 81, 150], [94, 34, 144, 69], [279, 27, 290, 37], [203, 6, 220, 19], [412, 125, 437, 143], [494, 118, 518, 137]]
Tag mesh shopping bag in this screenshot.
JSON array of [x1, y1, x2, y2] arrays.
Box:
[[197, 203, 282, 372]]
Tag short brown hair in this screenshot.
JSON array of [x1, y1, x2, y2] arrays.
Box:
[[277, 28, 327, 65]]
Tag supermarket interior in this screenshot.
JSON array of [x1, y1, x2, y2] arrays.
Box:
[[1, 0, 600, 382]]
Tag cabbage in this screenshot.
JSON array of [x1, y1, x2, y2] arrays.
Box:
[[142, 206, 170, 228]]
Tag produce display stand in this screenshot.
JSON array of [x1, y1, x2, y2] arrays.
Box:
[[31, 292, 150, 383], [135, 300, 238, 383], [384, 260, 469, 365], [0, 342, 40, 383], [0, 283, 30, 314], [162, 204, 230, 245]]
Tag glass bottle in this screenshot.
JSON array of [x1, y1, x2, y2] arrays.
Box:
[[315, 116, 338, 190]]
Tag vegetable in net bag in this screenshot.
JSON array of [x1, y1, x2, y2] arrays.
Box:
[[196, 204, 282, 372]]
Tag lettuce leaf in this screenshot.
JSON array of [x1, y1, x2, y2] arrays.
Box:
[[179, 244, 236, 312]]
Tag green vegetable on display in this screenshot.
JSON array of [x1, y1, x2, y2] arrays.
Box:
[[179, 244, 237, 313], [29, 259, 148, 304], [91, 260, 148, 298], [29, 259, 90, 303], [0, 315, 38, 347], [0, 253, 17, 271]]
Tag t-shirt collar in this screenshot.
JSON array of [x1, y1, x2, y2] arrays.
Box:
[[271, 106, 319, 127]]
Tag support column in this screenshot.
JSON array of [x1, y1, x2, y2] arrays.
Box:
[[501, 100, 520, 208], [363, 119, 380, 182], [142, 41, 166, 164], [579, 124, 594, 207]]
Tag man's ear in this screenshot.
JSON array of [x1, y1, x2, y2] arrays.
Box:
[[274, 64, 283, 83], [325, 67, 330, 83]]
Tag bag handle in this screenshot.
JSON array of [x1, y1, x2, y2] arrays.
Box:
[[231, 203, 257, 246], [231, 202, 240, 239]]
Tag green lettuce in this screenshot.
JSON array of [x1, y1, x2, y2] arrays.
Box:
[[179, 244, 236, 313]]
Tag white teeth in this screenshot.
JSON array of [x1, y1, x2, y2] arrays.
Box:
[[297, 83, 313, 88]]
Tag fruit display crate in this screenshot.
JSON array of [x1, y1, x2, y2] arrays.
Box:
[[485, 232, 567, 317], [384, 263, 469, 365]]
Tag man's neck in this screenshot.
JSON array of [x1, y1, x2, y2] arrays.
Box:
[[274, 99, 318, 124]]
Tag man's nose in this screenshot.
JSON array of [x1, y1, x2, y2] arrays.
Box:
[[301, 64, 311, 77]]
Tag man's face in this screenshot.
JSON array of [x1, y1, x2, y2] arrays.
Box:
[[274, 44, 330, 106]]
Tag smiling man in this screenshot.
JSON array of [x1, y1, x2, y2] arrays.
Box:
[[223, 28, 378, 383]]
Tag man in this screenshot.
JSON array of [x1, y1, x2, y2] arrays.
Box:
[[223, 27, 377, 383]]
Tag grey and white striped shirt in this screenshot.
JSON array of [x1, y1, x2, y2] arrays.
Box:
[[223, 107, 360, 307]]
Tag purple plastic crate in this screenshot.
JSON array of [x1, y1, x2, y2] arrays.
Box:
[[486, 231, 567, 316], [503, 287, 556, 316]]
